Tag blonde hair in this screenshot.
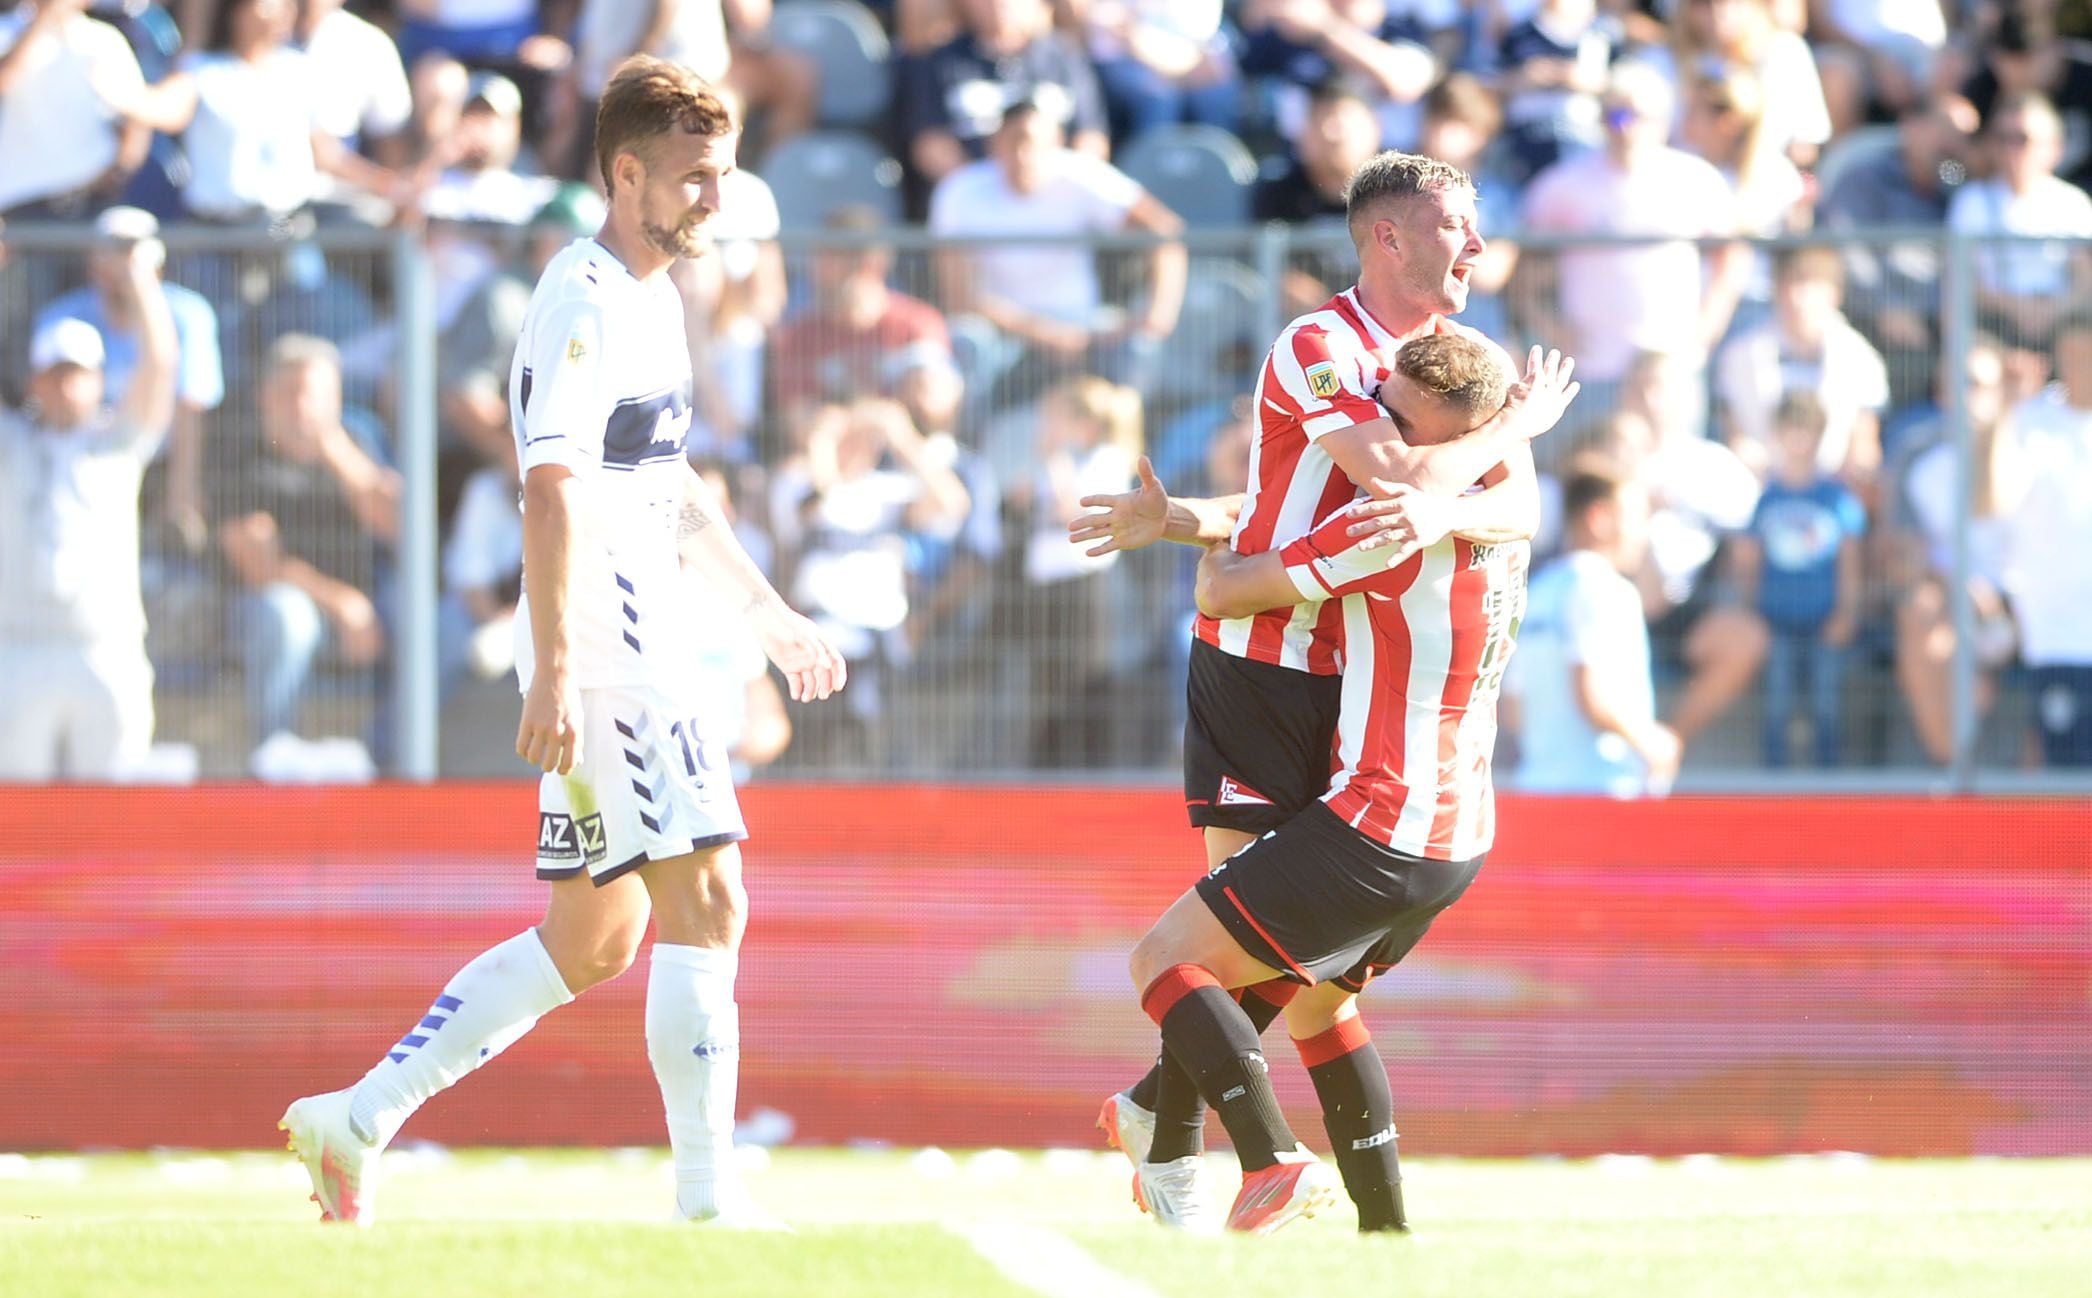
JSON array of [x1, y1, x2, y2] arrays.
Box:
[[1345, 150, 1475, 248], [1689, 65, 1775, 194], [1049, 376, 1143, 461], [1393, 333, 1508, 425], [595, 55, 735, 192]]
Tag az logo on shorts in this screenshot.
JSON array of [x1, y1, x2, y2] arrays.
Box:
[[1304, 361, 1341, 399], [539, 812, 609, 865]]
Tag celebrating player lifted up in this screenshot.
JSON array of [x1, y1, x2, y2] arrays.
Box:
[[281, 57, 845, 1228], [1072, 151, 1579, 1234]]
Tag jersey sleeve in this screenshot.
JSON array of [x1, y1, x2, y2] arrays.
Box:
[[1278, 501, 1411, 600], [517, 300, 611, 474], [1270, 324, 1384, 441]]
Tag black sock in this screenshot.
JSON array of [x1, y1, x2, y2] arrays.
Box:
[[1145, 1048, 1206, 1162], [1144, 968, 1297, 1173], [1127, 983, 1291, 1112], [1299, 1023, 1407, 1232]]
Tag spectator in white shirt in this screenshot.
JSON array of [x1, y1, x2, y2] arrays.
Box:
[[930, 94, 1187, 408], [298, 0, 414, 166], [1512, 460, 1681, 797], [0, 0, 149, 218], [1665, 0, 1831, 167], [1715, 244, 1891, 484], [0, 245, 175, 780], [102, 0, 405, 223], [1991, 310, 2092, 767], [1520, 61, 1750, 388], [1946, 92, 2092, 351]]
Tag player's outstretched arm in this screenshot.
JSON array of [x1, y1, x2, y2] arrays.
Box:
[[517, 464, 583, 775], [676, 462, 846, 702], [1067, 455, 1245, 557], [1320, 346, 1579, 499]]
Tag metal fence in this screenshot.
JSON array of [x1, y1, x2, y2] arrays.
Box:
[[2, 221, 2085, 790]]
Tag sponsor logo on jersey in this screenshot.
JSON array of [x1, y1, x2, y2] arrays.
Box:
[[539, 811, 608, 864], [1304, 360, 1341, 399], [1217, 775, 1275, 807], [1469, 542, 1501, 568]]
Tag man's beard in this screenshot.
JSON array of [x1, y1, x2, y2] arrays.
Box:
[[642, 217, 708, 259]]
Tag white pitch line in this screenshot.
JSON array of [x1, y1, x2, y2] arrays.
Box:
[[948, 1220, 1163, 1298]]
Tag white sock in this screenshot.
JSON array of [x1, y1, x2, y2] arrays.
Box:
[[647, 943, 742, 1219], [347, 929, 574, 1148]]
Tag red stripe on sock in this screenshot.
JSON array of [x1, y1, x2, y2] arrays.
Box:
[[1246, 979, 1299, 1010], [1141, 964, 1222, 1025], [1294, 1016, 1373, 1068]]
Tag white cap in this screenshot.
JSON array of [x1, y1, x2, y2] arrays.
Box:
[[94, 205, 161, 242], [466, 71, 523, 118], [30, 318, 107, 373]]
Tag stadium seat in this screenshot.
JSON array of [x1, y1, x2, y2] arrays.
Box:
[[762, 131, 905, 229], [1117, 125, 1259, 228], [769, 0, 892, 129]]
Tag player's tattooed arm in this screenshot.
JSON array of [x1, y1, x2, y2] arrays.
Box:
[[677, 493, 714, 541], [1068, 456, 1244, 556]]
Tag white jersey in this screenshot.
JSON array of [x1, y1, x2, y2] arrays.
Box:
[[511, 238, 700, 695]]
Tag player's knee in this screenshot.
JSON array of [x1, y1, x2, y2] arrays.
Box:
[[543, 925, 644, 992]]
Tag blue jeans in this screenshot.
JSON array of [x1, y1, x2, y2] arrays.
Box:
[[2029, 665, 2092, 767], [1094, 58, 1240, 140], [240, 582, 327, 741], [1763, 629, 1845, 768]]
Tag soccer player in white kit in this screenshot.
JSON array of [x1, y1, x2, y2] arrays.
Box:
[[281, 56, 845, 1227]]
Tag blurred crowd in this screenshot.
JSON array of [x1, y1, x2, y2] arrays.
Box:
[[1, 0, 2089, 783]]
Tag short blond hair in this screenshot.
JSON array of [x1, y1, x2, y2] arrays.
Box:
[[1393, 333, 1508, 425], [1345, 151, 1473, 247], [595, 55, 735, 192]]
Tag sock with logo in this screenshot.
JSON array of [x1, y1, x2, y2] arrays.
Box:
[[347, 929, 575, 1149], [1142, 965, 1298, 1173], [1130, 977, 1295, 1116], [1297, 1018, 1407, 1231], [647, 943, 744, 1219], [1141, 979, 1300, 1161]]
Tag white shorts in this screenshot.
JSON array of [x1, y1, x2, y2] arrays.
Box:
[[535, 685, 747, 885]]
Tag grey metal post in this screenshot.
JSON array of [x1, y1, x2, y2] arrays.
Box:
[[1943, 230, 1978, 792], [392, 229, 440, 781], [1254, 222, 1286, 368]]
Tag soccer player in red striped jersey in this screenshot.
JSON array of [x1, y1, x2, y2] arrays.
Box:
[[1078, 152, 1573, 1232], [1129, 333, 1558, 1235]]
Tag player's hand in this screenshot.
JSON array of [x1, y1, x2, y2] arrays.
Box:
[[1068, 455, 1168, 557], [751, 600, 847, 702], [1501, 346, 1581, 442], [1345, 479, 1458, 566], [517, 671, 583, 774]]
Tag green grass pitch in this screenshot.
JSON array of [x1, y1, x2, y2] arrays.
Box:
[[3, 1150, 2086, 1298]]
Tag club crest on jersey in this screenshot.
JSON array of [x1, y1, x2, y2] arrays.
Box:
[[565, 336, 588, 363], [1304, 361, 1341, 399], [538, 812, 608, 865]]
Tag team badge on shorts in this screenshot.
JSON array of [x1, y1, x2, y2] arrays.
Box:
[[1305, 361, 1340, 399], [538, 812, 608, 866]]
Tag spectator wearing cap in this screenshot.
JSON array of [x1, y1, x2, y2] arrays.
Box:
[[899, 0, 1110, 205], [1946, 92, 2092, 351], [35, 207, 223, 551], [1078, 0, 1240, 143], [930, 95, 1186, 414], [101, 0, 407, 224], [770, 207, 957, 427], [1520, 62, 1749, 390], [298, 0, 414, 168], [1236, 0, 1439, 154], [0, 0, 150, 219], [0, 244, 176, 780]]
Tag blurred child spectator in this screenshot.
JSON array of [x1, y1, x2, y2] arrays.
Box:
[[1946, 92, 2092, 351], [1015, 375, 1139, 766], [1731, 391, 1866, 768], [0, 248, 175, 780], [35, 207, 222, 552], [929, 94, 1185, 410], [1495, 0, 1620, 183], [217, 335, 398, 749], [0, 0, 149, 219], [1992, 310, 2092, 767], [1254, 74, 1381, 316], [1513, 460, 1681, 796], [1521, 62, 1748, 391], [1080, 0, 1240, 141], [1665, 0, 1830, 168], [1237, 0, 1437, 151], [900, 0, 1110, 200], [1715, 244, 1890, 485]]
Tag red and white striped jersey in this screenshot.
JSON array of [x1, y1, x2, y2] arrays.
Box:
[[1279, 504, 1530, 862], [1193, 289, 1492, 675]]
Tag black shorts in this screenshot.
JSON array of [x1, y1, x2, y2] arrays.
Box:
[[1196, 802, 1485, 991], [1182, 638, 1342, 833]]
